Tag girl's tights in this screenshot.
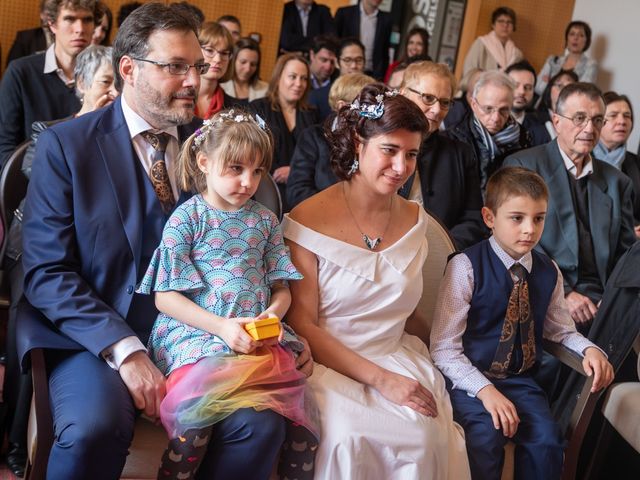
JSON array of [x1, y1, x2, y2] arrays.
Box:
[[156, 422, 317, 480]]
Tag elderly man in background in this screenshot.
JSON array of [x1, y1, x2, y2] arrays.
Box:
[[0, 0, 97, 167], [505, 83, 635, 329], [401, 61, 486, 249], [446, 70, 531, 194]]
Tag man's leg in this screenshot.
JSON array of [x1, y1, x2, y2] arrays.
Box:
[[195, 408, 286, 480], [47, 350, 136, 480]]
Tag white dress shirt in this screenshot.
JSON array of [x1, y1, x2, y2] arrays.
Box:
[[559, 146, 594, 180], [430, 236, 602, 396], [43, 44, 74, 87], [359, 2, 378, 72]]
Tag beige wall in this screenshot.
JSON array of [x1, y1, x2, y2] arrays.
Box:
[[455, 0, 576, 79]]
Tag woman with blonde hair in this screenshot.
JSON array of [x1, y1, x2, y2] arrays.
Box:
[[195, 21, 237, 119], [250, 53, 318, 211], [288, 72, 375, 208]]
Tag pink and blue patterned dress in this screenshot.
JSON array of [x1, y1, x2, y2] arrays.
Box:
[[137, 195, 303, 376]]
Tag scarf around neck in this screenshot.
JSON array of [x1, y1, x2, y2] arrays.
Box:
[[593, 141, 627, 170], [479, 30, 519, 70]]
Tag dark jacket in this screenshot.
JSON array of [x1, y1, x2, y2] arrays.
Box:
[[445, 110, 531, 193], [287, 121, 336, 209], [552, 241, 640, 432], [617, 152, 640, 224], [7, 27, 48, 65], [522, 112, 552, 146], [308, 83, 332, 122], [400, 132, 486, 249], [279, 1, 335, 54], [334, 5, 392, 80], [249, 97, 319, 211], [0, 52, 80, 167]]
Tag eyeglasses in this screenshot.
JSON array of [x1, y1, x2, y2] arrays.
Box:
[[407, 87, 453, 110], [131, 57, 210, 75], [201, 46, 232, 60], [340, 56, 364, 66], [556, 112, 604, 129], [474, 101, 511, 118]]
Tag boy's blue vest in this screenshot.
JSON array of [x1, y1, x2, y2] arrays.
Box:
[[462, 240, 557, 374], [125, 156, 172, 345]]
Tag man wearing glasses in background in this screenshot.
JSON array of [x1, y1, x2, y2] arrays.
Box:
[[505, 83, 636, 333], [446, 70, 531, 195], [400, 61, 486, 250], [17, 3, 311, 478]]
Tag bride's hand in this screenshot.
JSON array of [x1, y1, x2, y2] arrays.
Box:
[[374, 370, 438, 417]]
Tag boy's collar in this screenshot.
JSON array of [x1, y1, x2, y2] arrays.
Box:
[[489, 236, 533, 273]]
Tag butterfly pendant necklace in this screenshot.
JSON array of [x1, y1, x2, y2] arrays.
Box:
[[343, 182, 394, 251]]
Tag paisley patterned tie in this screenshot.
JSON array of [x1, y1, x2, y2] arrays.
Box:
[[485, 263, 536, 379], [141, 131, 175, 213]]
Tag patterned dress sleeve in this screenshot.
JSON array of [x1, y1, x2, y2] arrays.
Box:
[[136, 204, 206, 295], [263, 209, 304, 284]]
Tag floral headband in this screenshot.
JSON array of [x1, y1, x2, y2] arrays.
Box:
[[349, 89, 400, 120], [192, 109, 268, 150]]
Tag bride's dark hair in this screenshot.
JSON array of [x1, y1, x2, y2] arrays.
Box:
[[326, 83, 428, 180]]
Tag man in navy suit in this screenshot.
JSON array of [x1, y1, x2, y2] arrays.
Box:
[[504, 83, 636, 328], [279, 0, 335, 55], [334, 0, 392, 80], [18, 4, 311, 478]]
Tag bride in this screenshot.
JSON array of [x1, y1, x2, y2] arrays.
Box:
[[284, 84, 470, 479]]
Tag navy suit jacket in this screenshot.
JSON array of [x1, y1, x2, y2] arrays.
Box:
[[17, 97, 198, 367], [504, 140, 636, 290], [334, 5, 392, 80], [279, 1, 335, 54]]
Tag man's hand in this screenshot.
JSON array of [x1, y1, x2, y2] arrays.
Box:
[[582, 347, 614, 392], [119, 351, 166, 419], [295, 335, 314, 377], [476, 384, 520, 437], [565, 291, 598, 324]]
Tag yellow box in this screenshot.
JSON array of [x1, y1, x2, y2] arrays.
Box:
[[244, 315, 281, 341]]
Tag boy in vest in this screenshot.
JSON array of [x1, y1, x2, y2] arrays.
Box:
[[430, 166, 613, 480]]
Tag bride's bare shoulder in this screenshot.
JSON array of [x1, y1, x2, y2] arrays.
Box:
[[289, 183, 344, 230]]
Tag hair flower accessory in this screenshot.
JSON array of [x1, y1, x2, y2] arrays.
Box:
[[192, 109, 268, 150], [350, 89, 400, 120]]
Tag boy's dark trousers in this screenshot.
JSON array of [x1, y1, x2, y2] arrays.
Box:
[[448, 375, 564, 480]]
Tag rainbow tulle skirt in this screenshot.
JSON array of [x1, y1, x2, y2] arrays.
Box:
[[160, 345, 319, 439]]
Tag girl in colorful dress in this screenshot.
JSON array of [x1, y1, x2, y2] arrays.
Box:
[[137, 109, 318, 480]]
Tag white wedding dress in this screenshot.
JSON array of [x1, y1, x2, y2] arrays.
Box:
[[283, 209, 470, 480]]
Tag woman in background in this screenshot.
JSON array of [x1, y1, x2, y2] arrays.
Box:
[[463, 6, 523, 74], [195, 22, 237, 119], [92, 1, 113, 46], [250, 53, 318, 211], [594, 92, 640, 237], [221, 37, 268, 105], [535, 21, 597, 96], [384, 27, 430, 83]]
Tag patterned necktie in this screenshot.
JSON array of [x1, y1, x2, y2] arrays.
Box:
[[140, 131, 175, 213], [485, 263, 536, 379]]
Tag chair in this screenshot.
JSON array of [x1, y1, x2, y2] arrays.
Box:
[[0, 139, 31, 306], [26, 348, 167, 480], [254, 173, 282, 220], [405, 210, 455, 345], [584, 335, 640, 478]]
